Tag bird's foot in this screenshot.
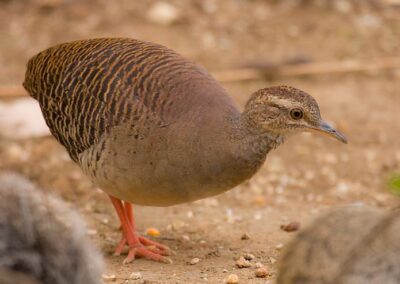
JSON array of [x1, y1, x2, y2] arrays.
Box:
[[114, 235, 172, 264], [108, 196, 172, 264]]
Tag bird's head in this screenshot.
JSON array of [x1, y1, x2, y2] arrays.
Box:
[[243, 86, 347, 144]]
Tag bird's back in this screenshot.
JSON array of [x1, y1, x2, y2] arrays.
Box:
[[24, 38, 235, 162]]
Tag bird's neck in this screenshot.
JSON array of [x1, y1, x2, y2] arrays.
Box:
[[237, 111, 285, 148], [224, 114, 285, 177]]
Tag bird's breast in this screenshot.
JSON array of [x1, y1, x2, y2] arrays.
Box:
[[79, 114, 266, 206]]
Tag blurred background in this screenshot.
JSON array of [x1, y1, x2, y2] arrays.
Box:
[[1, 0, 400, 283]]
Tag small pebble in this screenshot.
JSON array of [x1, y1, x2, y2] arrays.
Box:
[[275, 243, 284, 250], [280, 221, 300, 232], [253, 195, 266, 206], [6, 144, 29, 161], [86, 229, 98, 236], [225, 274, 239, 284], [236, 256, 251, 268], [225, 208, 235, 223], [102, 274, 116, 282], [269, 257, 277, 264], [145, 227, 160, 237], [181, 234, 190, 241], [243, 253, 255, 261], [146, 1, 180, 25], [189, 257, 200, 265], [253, 212, 263, 220], [129, 272, 142, 280], [241, 233, 250, 240], [255, 267, 268, 278], [172, 220, 185, 230], [335, 182, 350, 196], [255, 262, 264, 268], [324, 153, 338, 164]]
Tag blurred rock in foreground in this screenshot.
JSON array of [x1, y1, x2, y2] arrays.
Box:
[[0, 172, 103, 284], [277, 205, 400, 284]]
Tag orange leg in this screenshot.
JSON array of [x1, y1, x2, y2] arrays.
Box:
[[109, 195, 172, 264]]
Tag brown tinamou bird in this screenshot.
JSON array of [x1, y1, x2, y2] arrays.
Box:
[[0, 172, 103, 284], [23, 38, 347, 264], [277, 206, 400, 284]]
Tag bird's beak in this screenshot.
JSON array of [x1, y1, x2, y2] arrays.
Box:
[[310, 120, 348, 144]]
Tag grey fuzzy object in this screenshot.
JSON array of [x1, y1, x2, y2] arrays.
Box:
[[0, 172, 103, 284]]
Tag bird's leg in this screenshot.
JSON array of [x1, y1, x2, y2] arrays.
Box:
[[109, 195, 172, 264], [125, 201, 134, 226], [115, 201, 170, 255], [113, 202, 133, 255]]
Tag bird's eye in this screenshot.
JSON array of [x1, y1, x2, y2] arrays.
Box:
[[290, 108, 303, 120]]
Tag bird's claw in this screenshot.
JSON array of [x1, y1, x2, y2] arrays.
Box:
[[122, 245, 173, 264], [115, 235, 172, 264]]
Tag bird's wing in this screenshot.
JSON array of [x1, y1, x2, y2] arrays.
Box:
[[27, 41, 168, 162]]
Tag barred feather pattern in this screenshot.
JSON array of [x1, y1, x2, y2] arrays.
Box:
[[23, 38, 220, 162]]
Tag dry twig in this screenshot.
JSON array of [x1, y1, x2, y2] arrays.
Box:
[[212, 56, 400, 82]]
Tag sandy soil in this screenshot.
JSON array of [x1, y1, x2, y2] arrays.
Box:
[[1, 0, 400, 283]]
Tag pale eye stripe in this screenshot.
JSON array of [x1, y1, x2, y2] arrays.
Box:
[[268, 97, 303, 109]]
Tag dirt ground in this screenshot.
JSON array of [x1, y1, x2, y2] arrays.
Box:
[[1, 0, 400, 283]]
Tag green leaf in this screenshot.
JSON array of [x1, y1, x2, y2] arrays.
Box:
[[388, 175, 400, 196]]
